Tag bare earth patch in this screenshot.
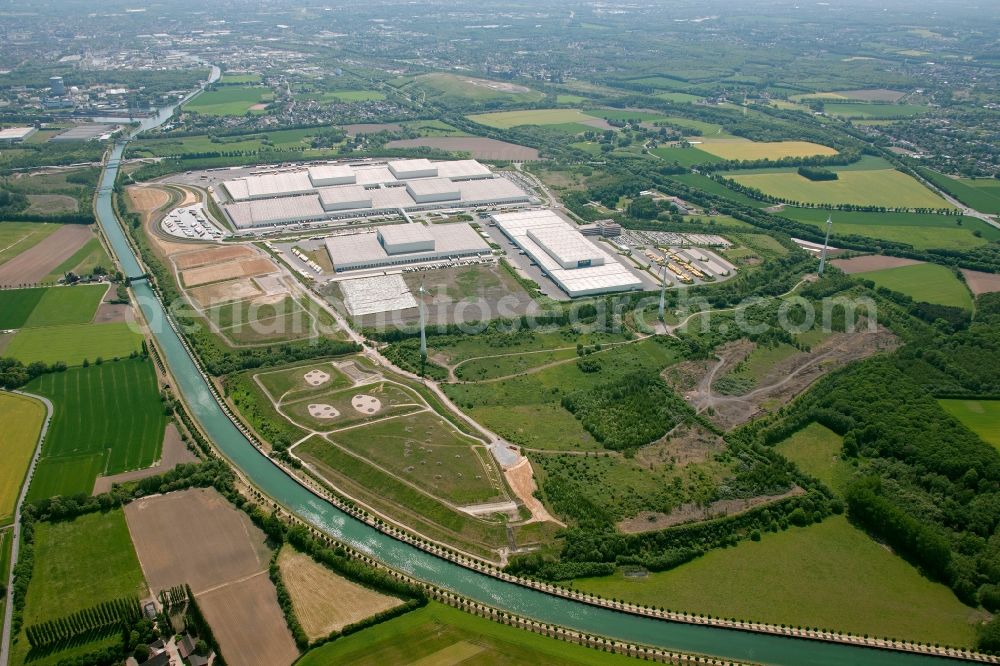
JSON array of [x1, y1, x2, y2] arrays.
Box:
[[831, 255, 923, 274], [0, 224, 93, 287], [173, 244, 255, 270], [636, 423, 726, 469], [961, 268, 1000, 295], [618, 487, 806, 534], [188, 277, 263, 308], [386, 137, 540, 161], [505, 457, 562, 525], [278, 547, 401, 640], [180, 257, 278, 288]]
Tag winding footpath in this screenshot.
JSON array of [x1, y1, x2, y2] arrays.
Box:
[[0, 393, 53, 666]]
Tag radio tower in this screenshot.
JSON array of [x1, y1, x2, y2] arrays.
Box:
[[658, 263, 668, 321], [418, 283, 427, 360], [818, 214, 833, 276]]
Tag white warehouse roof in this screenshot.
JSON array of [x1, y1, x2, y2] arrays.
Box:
[[379, 223, 435, 253], [492, 210, 641, 297], [225, 195, 326, 228], [387, 158, 437, 179], [318, 185, 372, 211], [437, 159, 493, 180], [308, 164, 356, 187], [527, 226, 606, 269], [223, 171, 314, 200], [406, 178, 461, 203], [0, 126, 37, 141], [325, 223, 490, 273]]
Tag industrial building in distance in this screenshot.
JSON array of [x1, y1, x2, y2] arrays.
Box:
[[325, 222, 492, 273], [491, 210, 644, 297], [219, 159, 534, 229]]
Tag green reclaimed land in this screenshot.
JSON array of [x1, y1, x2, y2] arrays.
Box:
[[919, 169, 1000, 215], [415, 73, 545, 102], [220, 73, 262, 84], [717, 342, 800, 392], [399, 119, 469, 137], [129, 126, 336, 158], [466, 108, 596, 129], [556, 94, 587, 104], [22, 284, 106, 327], [0, 222, 60, 267], [626, 76, 692, 91], [821, 103, 927, 119], [939, 400, 1000, 452], [575, 516, 979, 648], [6, 322, 142, 366], [666, 173, 765, 208], [655, 92, 703, 103], [729, 168, 952, 209], [25, 357, 166, 499], [296, 602, 650, 666], [0, 288, 47, 328], [444, 338, 683, 452], [255, 361, 352, 402], [304, 90, 386, 103], [455, 348, 580, 381], [183, 86, 272, 116], [583, 108, 669, 123], [650, 146, 724, 167], [856, 262, 973, 310], [780, 208, 1000, 251], [11, 509, 147, 666], [774, 423, 851, 493]]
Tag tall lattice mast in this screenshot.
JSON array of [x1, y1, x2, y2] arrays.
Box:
[[818, 214, 833, 276]]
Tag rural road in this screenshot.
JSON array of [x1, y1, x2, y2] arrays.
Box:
[[0, 392, 53, 666]]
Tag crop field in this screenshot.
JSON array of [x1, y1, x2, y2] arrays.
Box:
[[6, 321, 142, 366], [278, 546, 401, 640], [794, 89, 907, 102], [183, 86, 272, 115], [695, 139, 838, 161], [729, 168, 953, 208], [385, 136, 540, 160], [22, 284, 106, 327], [414, 73, 545, 102], [0, 393, 44, 524], [576, 516, 978, 648], [0, 224, 93, 288], [856, 262, 973, 309], [779, 208, 1000, 251], [43, 237, 111, 281], [774, 423, 849, 493], [125, 488, 297, 666], [467, 108, 600, 128], [650, 146, 724, 167], [667, 173, 765, 208], [0, 287, 46, 328], [25, 357, 166, 499], [305, 90, 386, 103], [920, 169, 1000, 214], [939, 400, 1000, 452], [329, 411, 500, 506], [297, 602, 646, 666], [11, 509, 147, 666], [0, 222, 60, 267]]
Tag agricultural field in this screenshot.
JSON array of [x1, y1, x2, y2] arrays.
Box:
[[780, 208, 1000, 251], [413, 73, 545, 102], [22, 284, 107, 327], [0, 287, 47, 328], [793, 89, 907, 102], [575, 516, 979, 648], [11, 509, 147, 666], [650, 145, 724, 167], [183, 86, 273, 115], [0, 222, 60, 267], [42, 237, 110, 281], [296, 602, 647, 666], [300, 89, 386, 103], [220, 73, 262, 84], [729, 167, 953, 208], [466, 108, 602, 129], [6, 321, 142, 366], [919, 169, 1000, 214], [939, 400, 1000, 452], [694, 139, 838, 161], [25, 357, 167, 499], [0, 392, 44, 525], [124, 488, 298, 666], [667, 173, 765, 208], [0, 224, 94, 288], [855, 262, 973, 309], [277, 546, 402, 641], [820, 103, 928, 119], [774, 423, 850, 493]]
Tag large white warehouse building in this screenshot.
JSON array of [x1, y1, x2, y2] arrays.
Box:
[[325, 222, 491, 273], [219, 159, 533, 229], [491, 210, 643, 297]]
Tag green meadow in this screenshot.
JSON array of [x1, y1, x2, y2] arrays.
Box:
[[856, 262, 973, 309], [939, 399, 1000, 452]]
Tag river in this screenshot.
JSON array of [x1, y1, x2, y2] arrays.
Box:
[[93, 70, 955, 665]]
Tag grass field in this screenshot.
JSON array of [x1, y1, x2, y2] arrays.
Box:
[[184, 86, 272, 116], [821, 103, 927, 119], [6, 321, 142, 366], [0, 222, 60, 267], [919, 169, 1000, 214], [25, 357, 166, 499], [780, 208, 1000, 251], [667, 173, 765, 208], [575, 515, 978, 647], [23, 284, 106, 327], [695, 139, 837, 161], [729, 168, 953, 208], [12, 509, 146, 666], [0, 287, 47, 328], [856, 262, 973, 309], [467, 108, 598, 128], [939, 400, 1000, 452], [303, 90, 386, 103], [655, 92, 703, 103], [0, 393, 44, 524], [296, 601, 649, 666], [557, 94, 587, 104], [43, 238, 110, 281], [774, 423, 849, 492], [220, 73, 262, 84]]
